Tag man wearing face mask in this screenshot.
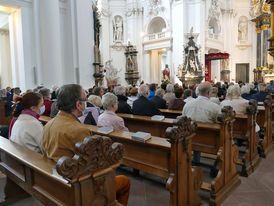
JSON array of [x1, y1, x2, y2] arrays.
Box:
[[41, 84, 130, 206]]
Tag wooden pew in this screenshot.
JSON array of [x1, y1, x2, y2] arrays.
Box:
[[38, 115, 203, 205], [257, 95, 273, 156], [118, 113, 173, 137], [87, 117, 203, 206], [39, 115, 52, 126], [233, 100, 261, 176], [160, 109, 181, 119], [0, 135, 124, 206], [0, 100, 12, 126], [119, 107, 240, 206]]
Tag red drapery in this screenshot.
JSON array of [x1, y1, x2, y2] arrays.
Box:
[[205, 53, 230, 81]]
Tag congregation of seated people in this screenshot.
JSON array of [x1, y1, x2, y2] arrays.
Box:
[[0, 79, 273, 205]]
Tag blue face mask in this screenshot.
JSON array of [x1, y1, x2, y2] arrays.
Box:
[[40, 105, 45, 115]]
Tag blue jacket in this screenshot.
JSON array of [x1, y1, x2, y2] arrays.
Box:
[[250, 92, 269, 102]]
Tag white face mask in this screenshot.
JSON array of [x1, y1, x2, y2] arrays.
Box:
[[40, 105, 45, 115], [82, 101, 87, 115]]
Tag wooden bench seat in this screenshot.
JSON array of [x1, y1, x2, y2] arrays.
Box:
[[86, 117, 203, 206], [256, 95, 273, 156], [233, 100, 261, 176], [118, 107, 240, 206], [0, 135, 124, 206]]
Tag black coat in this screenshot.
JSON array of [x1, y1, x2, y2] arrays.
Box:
[[116, 95, 132, 114], [150, 96, 167, 109], [133, 96, 161, 116]]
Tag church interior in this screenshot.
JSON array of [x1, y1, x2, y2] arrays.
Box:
[[0, 0, 273, 205]]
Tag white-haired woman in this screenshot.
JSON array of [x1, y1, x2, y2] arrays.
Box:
[[163, 84, 175, 104], [220, 85, 248, 114], [241, 85, 252, 100], [98, 93, 129, 131]]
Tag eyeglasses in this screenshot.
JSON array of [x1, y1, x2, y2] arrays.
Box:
[[78, 98, 87, 102]]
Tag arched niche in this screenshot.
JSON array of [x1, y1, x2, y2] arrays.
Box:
[[147, 17, 167, 34]]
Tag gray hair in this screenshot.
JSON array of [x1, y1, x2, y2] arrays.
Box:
[[258, 83, 266, 92], [114, 86, 126, 96], [226, 85, 241, 100], [39, 88, 50, 97], [88, 95, 102, 107], [57, 84, 83, 112], [166, 84, 174, 93], [198, 82, 212, 96], [138, 84, 149, 97], [241, 85, 250, 94], [155, 88, 165, 97], [102, 92, 118, 110]]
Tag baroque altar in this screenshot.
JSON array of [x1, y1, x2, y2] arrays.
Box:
[[124, 42, 139, 85], [177, 30, 203, 85]]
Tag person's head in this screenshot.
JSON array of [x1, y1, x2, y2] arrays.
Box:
[[102, 92, 118, 112], [0, 89, 6, 98], [226, 85, 241, 100], [155, 88, 165, 98], [161, 83, 167, 91], [93, 87, 103, 97], [14, 87, 21, 95], [149, 83, 156, 92], [258, 83, 266, 92], [130, 87, 138, 97], [241, 85, 250, 94], [114, 86, 126, 96], [175, 87, 184, 98], [211, 87, 218, 97], [13, 92, 44, 117], [88, 95, 103, 108], [184, 89, 192, 98], [138, 84, 149, 98], [166, 84, 174, 93], [57, 84, 86, 117], [248, 83, 255, 90], [39, 88, 51, 100], [270, 80, 274, 86], [198, 81, 212, 98], [6, 87, 11, 92]]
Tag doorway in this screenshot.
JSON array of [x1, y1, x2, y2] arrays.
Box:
[[149, 49, 167, 84], [236, 64, 249, 83]]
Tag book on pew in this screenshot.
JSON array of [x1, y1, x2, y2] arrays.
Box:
[[98, 126, 114, 134], [151, 115, 165, 121], [131, 132, 151, 142]]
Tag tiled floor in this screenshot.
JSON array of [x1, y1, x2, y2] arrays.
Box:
[[1, 148, 274, 206]]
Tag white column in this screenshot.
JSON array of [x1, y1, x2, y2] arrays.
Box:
[[143, 51, 150, 84], [39, 0, 63, 88]]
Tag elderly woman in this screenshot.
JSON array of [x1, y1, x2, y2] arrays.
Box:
[[220, 85, 248, 114], [241, 85, 252, 100], [10, 92, 44, 153], [163, 84, 175, 104], [98, 93, 129, 131], [78, 95, 100, 126], [210, 87, 220, 105], [88, 95, 103, 108], [114, 86, 132, 114]]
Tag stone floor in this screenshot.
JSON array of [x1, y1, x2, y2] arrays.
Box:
[[1, 148, 274, 206]]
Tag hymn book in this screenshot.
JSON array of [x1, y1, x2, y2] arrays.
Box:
[[98, 126, 114, 134], [131, 132, 151, 142], [151, 115, 165, 121]]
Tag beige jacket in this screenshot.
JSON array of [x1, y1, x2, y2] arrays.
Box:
[[41, 111, 92, 162]]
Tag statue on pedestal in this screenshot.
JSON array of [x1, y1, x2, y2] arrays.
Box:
[[177, 28, 203, 85], [162, 64, 170, 81], [125, 42, 139, 85]]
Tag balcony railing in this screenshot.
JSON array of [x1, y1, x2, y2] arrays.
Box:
[[144, 31, 171, 42]]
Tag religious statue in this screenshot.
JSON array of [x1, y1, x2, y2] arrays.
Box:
[[177, 28, 203, 85], [105, 60, 120, 87], [125, 42, 139, 85], [113, 16, 123, 42], [238, 17, 248, 42], [162, 64, 170, 81]]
